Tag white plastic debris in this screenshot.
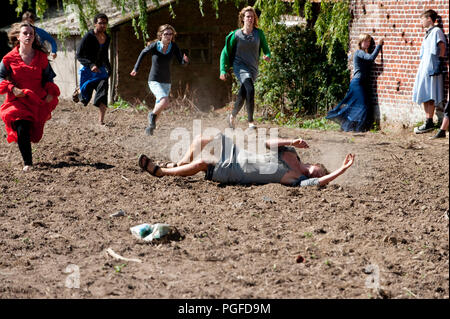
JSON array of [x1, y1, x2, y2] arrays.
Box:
[[130, 223, 171, 242]]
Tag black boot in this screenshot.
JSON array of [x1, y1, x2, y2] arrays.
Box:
[[145, 112, 157, 136], [430, 129, 447, 139]]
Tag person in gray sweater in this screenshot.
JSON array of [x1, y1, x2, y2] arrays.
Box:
[[138, 133, 354, 187]]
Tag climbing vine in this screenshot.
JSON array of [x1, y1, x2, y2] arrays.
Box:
[[9, 0, 248, 42], [310, 0, 351, 62]]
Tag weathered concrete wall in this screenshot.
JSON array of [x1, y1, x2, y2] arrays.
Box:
[[49, 37, 80, 99], [349, 0, 449, 127], [115, 0, 242, 111]]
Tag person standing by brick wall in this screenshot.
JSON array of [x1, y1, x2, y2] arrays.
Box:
[[430, 92, 449, 139], [412, 9, 447, 134], [326, 34, 384, 132]]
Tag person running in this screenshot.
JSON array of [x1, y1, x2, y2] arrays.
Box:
[[326, 34, 384, 132], [130, 24, 189, 135], [412, 9, 447, 134], [138, 133, 355, 187], [0, 22, 60, 171], [21, 11, 58, 60], [73, 13, 111, 126], [220, 6, 271, 130]]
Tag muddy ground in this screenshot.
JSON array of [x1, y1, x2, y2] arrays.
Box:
[[0, 99, 448, 299]]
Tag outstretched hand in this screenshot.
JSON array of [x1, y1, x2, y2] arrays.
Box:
[[291, 138, 309, 149], [342, 153, 355, 169]]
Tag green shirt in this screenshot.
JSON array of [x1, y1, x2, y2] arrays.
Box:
[[219, 28, 271, 76]]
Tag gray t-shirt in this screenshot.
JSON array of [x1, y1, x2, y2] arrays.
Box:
[[208, 134, 319, 186], [233, 29, 260, 83]]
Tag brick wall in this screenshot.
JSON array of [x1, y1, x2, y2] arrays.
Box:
[[349, 0, 449, 127], [114, 0, 240, 111]]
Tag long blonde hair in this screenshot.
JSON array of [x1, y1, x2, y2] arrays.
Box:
[[357, 33, 372, 50], [238, 6, 258, 28]]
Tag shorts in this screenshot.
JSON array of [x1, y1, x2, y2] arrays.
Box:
[[148, 81, 171, 103]]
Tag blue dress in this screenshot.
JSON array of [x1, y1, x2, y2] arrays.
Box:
[[326, 45, 382, 132], [412, 26, 446, 105]]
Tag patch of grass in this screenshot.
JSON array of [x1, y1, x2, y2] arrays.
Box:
[[109, 96, 147, 111], [109, 97, 130, 110], [370, 121, 380, 133], [299, 117, 340, 131], [304, 232, 313, 238], [414, 121, 424, 128], [114, 263, 127, 273]]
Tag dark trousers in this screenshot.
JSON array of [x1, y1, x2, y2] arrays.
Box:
[[81, 79, 108, 107], [14, 120, 32, 166], [232, 78, 255, 123]]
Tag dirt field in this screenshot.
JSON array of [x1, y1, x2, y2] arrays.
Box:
[[0, 99, 448, 299]]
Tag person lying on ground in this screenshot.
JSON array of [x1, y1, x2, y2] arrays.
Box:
[[138, 133, 355, 187]]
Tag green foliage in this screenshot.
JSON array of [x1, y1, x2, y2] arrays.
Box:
[[252, 0, 350, 127], [109, 96, 131, 109], [255, 23, 349, 123], [10, 0, 240, 42], [300, 117, 340, 131], [114, 263, 127, 273], [254, 0, 287, 29], [303, 0, 312, 21], [313, 0, 351, 63], [109, 96, 147, 111]]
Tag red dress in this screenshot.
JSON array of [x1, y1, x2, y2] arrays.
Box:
[[0, 46, 60, 143]]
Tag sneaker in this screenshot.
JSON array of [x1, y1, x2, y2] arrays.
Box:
[[144, 126, 153, 136], [248, 123, 256, 130], [228, 114, 235, 129], [414, 122, 434, 134], [72, 88, 80, 103], [22, 165, 33, 172], [429, 129, 447, 139]]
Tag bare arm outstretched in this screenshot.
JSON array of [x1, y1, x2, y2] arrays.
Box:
[[318, 154, 355, 186], [265, 138, 309, 149]]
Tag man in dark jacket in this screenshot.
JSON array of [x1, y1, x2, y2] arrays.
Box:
[[74, 13, 111, 125]]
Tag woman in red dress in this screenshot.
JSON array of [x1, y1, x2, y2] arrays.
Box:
[[0, 22, 60, 171]]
